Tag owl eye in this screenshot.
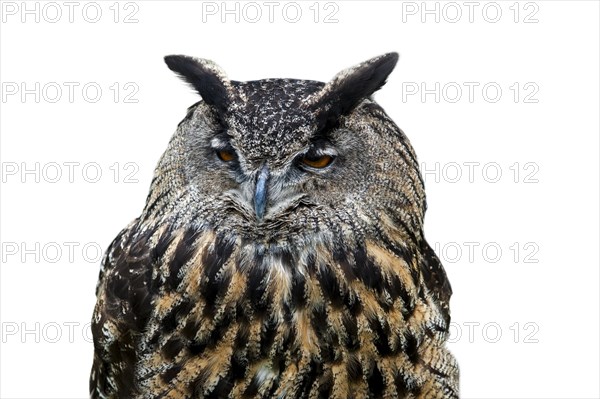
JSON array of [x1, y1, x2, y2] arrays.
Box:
[[216, 149, 236, 162], [301, 154, 334, 169]]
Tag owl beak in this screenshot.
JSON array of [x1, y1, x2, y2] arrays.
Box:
[[254, 164, 269, 220]]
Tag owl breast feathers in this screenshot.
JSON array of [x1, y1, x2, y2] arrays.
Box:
[[90, 53, 459, 399]]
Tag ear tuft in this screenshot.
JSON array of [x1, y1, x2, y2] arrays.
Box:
[[164, 55, 232, 116], [307, 52, 399, 130]]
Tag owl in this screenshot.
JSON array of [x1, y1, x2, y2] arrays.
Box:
[[90, 53, 458, 398]]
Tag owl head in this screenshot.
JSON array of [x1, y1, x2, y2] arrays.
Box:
[[149, 53, 425, 246]]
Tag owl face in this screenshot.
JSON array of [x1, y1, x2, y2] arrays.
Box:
[[161, 53, 423, 243]]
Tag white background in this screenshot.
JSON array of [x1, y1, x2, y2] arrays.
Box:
[[1, 1, 599, 398]]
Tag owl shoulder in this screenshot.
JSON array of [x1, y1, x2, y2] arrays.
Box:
[[94, 219, 158, 332]]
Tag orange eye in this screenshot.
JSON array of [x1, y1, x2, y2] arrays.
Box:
[[217, 150, 236, 162], [301, 154, 334, 169]]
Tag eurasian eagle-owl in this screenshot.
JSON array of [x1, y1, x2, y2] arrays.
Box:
[[90, 53, 459, 398]]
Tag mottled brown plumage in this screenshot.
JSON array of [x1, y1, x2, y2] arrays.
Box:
[[90, 53, 459, 398]]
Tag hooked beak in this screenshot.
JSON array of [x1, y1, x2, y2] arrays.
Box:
[[254, 164, 269, 220]]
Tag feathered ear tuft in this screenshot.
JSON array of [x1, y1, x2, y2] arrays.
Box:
[[307, 52, 399, 131], [164, 55, 233, 117]]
